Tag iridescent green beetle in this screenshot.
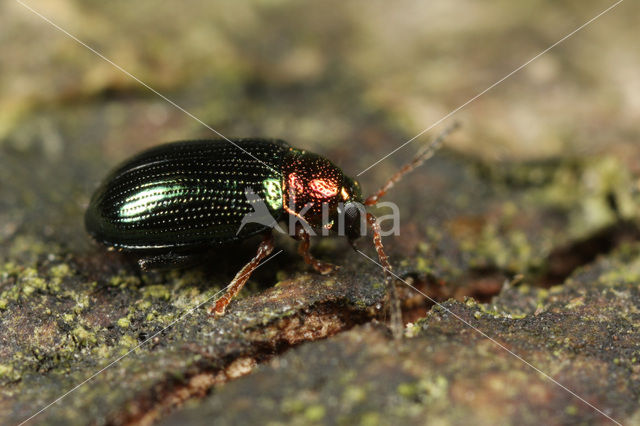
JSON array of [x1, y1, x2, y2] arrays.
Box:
[[86, 126, 457, 323]]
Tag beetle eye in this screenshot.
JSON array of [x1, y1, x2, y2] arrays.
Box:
[[343, 201, 364, 241]]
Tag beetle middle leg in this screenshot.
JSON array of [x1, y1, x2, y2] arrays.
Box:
[[209, 232, 275, 317], [295, 226, 338, 275]]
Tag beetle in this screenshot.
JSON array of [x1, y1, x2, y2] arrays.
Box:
[[85, 124, 458, 327]]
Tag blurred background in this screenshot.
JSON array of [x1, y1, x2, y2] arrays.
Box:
[[1, 0, 639, 424], [3, 0, 639, 161]]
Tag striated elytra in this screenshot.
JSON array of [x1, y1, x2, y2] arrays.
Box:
[[85, 139, 363, 251]]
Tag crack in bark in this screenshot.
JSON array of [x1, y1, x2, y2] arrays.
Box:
[[114, 303, 377, 426], [540, 220, 640, 286]]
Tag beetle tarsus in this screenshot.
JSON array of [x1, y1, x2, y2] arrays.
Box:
[[296, 227, 339, 275], [209, 232, 275, 317]]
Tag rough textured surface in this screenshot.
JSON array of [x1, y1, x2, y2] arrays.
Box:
[[1, 0, 639, 425], [163, 244, 640, 425]]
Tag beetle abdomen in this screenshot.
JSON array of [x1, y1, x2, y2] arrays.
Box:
[[85, 139, 290, 251]]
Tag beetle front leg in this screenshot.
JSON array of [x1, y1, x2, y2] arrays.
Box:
[[295, 226, 339, 275], [209, 232, 275, 317]]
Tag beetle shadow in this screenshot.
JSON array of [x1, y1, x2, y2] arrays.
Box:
[[80, 232, 353, 297]]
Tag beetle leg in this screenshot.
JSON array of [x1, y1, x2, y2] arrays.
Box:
[[209, 232, 275, 317], [296, 227, 338, 275], [366, 212, 403, 339]]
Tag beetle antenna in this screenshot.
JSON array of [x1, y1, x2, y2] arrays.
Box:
[[364, 121, 461, 206], [366, 212, 403, 339]]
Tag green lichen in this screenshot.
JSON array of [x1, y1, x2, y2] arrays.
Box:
[[371, 281, 385, 291], [359, 412, 381, 426], [136, 299, 153, 311], [72, 326, 97, 346], [0, 364, 13, 379], [93, 344, 113, 359], [142, 285, 171, 301], [281, 398, 305, 415], [598, 256, 640, 286], [342, 386, 366, 404], [463, 297, 528, 320], [7, 235, 53, 260], [458, 156, 640, 284], [109, 273, 141, 288], [303, 404, 325, 422], [117, 317, 131, 328], [525, 156, 637, 239], [564, 297, 585, 310], [49, 263, 71, 280], [459, 216, 538, 274], [421, 376, 449, 401], [415, 257, 433, 275], [397, 382, 419, 398], [565, 405, 578, 416], [118, 334, 138, 351]]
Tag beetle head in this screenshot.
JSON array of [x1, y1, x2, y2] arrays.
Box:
[[282, 151, 366, 237]]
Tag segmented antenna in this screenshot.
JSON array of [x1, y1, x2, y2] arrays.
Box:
[[364, 121, 461, 206]]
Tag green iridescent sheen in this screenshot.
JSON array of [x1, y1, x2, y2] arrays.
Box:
[[262, 178, 283, 210], [118, 185, 187, 221]]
